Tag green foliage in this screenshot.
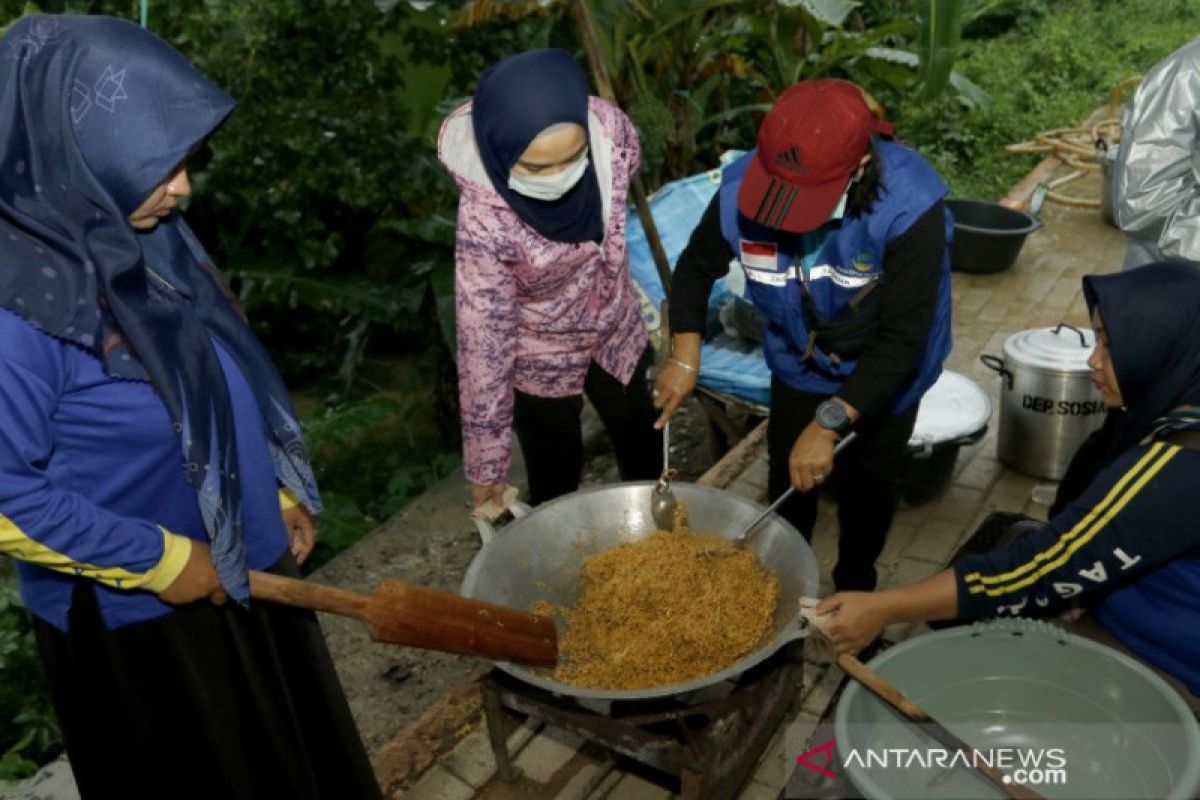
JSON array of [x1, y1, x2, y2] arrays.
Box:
[[883, 0, 1200, 200], [0, 568, 59, 778], [533, 0, 979, 186], [916, 0, 963, 99], [0, 2, 39, 34], [298, 357, 461, 572]]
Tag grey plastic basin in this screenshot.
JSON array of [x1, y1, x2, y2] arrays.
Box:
[[835, 620, 1200, 799]]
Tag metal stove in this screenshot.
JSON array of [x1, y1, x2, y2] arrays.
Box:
[[480, 642, 805, 799]]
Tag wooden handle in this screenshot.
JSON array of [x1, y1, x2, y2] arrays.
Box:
[[249, 570, 370, 618], [836, 653, 929, 720], [837, 654, 1045, 800], [249, 571, 557, 668], [364, 579, 557, 667]]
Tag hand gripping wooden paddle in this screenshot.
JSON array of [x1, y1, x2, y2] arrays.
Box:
[[249, 571, 557, 667]]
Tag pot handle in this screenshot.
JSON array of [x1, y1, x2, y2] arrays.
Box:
[[979, 354, 1013, 390], [471, 499, 532, 545], [1029, 182, 1048, 219], [953, 423, 988, 447], [1053, 322, 1090, 349]]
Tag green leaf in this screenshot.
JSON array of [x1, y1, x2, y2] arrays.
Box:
[[302, 396, 406, 450], [376, 215, 456, 247], [429, 257, 457, 355], [0, 4, 41, 37], [863, 46, 918, 68], [306, 491, 376, 571], [0, 750, 36, 782], [777, 0, 859, 28], [917, 0, 965, 100], [233, 266, 405, 325], [948, 71, 993, 109]]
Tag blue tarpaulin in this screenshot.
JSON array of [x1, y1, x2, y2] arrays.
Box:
[[625, 153, 772, 408]]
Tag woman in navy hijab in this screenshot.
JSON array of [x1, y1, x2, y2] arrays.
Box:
[[438, 49, 661, 516], [817, 261, 1200, 705], [0, 15, 379, 797]]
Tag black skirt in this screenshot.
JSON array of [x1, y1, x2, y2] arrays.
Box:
[[33, 556, 382, 800]]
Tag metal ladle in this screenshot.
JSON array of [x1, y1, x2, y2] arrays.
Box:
[[650, 421, 677, 530], [724, 431, 858, 550]]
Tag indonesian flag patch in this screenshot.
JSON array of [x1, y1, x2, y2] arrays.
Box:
[[739, 240, 778, 270]]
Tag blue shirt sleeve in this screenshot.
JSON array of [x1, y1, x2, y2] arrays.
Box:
[[0, 320, 190, 592]]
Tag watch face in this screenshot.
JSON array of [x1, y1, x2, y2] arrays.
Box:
[[817, 400, 848, 430]]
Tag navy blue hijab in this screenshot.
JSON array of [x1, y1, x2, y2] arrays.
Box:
[[1053, 261, 1200, 512], [0, 15, 321, 604], [471, 49, 603, 243]]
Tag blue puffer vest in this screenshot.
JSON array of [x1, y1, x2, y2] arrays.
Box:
[[719, 139, 953, 413]]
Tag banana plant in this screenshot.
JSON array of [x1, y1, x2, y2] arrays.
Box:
[[917, 0, 964, 99], [454, 0, 982, 184]]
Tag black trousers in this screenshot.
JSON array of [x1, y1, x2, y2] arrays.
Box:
[[33, 555, 381, 800], [766, 376, 918, 592], [514, 346, 663, 505]]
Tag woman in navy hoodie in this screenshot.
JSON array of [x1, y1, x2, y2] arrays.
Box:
[[820, 261, 1200, 703]]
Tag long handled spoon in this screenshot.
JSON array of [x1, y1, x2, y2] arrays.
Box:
[[729, 431, 858, 549], [650, 420, 678, 530]]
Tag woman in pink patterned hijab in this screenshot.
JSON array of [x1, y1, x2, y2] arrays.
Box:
[[437, 49, 661, 511]]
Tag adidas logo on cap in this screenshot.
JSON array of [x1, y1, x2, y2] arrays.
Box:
[[773, 146, 807, 173]]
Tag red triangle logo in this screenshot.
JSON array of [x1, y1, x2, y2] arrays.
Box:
[[795, 738, 838, 779]]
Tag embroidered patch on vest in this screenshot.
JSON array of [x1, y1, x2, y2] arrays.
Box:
[[852, 252, 875, 272], [740, 240, 778, 270]]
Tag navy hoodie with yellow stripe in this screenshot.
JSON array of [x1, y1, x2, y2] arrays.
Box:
[[956, 261, 1200, 696], [955, 424, 1200, 692]]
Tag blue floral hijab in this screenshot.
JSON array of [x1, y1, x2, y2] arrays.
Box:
[[0, 15, 320, 603]]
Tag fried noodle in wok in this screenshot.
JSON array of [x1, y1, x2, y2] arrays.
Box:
[[538, 525, 779, 689]]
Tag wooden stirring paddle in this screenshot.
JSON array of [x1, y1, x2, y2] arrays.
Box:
[[799, 598, 1045, 800], [250, 571, 557, 667]]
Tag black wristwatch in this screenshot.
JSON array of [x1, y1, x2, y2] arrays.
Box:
[[815, 399, 853, 438]]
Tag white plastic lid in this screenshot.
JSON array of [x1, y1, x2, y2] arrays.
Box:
[[909, 370, 992, 446], [1002, 324, 1095, 373]]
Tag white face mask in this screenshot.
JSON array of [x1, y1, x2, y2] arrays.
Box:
[[828, 179, 853, 221], [508, 151, 589, 201]]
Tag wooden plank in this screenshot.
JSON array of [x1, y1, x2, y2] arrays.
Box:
[[370, 666, 490, 796], [696, 419, 767, 489]]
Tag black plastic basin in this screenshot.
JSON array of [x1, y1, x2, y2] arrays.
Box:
[[946, 198, 1043, 274]]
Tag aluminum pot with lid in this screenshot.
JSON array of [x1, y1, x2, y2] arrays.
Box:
[[981, 323, 1107, 480]]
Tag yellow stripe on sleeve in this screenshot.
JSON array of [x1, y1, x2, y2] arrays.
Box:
[[0, 513, 193, 593], [278, 487, 300, 511], [963, 443, 1170, 587], [140, 528, 193, 593], [966, 444, 1179, 597]]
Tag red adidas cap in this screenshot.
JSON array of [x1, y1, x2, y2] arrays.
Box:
[[738, 79, 894, 233]]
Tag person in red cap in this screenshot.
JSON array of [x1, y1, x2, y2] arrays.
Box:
[[655, 79, 953, 594]]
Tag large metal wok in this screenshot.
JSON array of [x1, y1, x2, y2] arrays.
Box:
[[460, 481, 820, 701]]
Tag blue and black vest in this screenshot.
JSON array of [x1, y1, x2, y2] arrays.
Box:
[[719, 139, 953, 413]]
